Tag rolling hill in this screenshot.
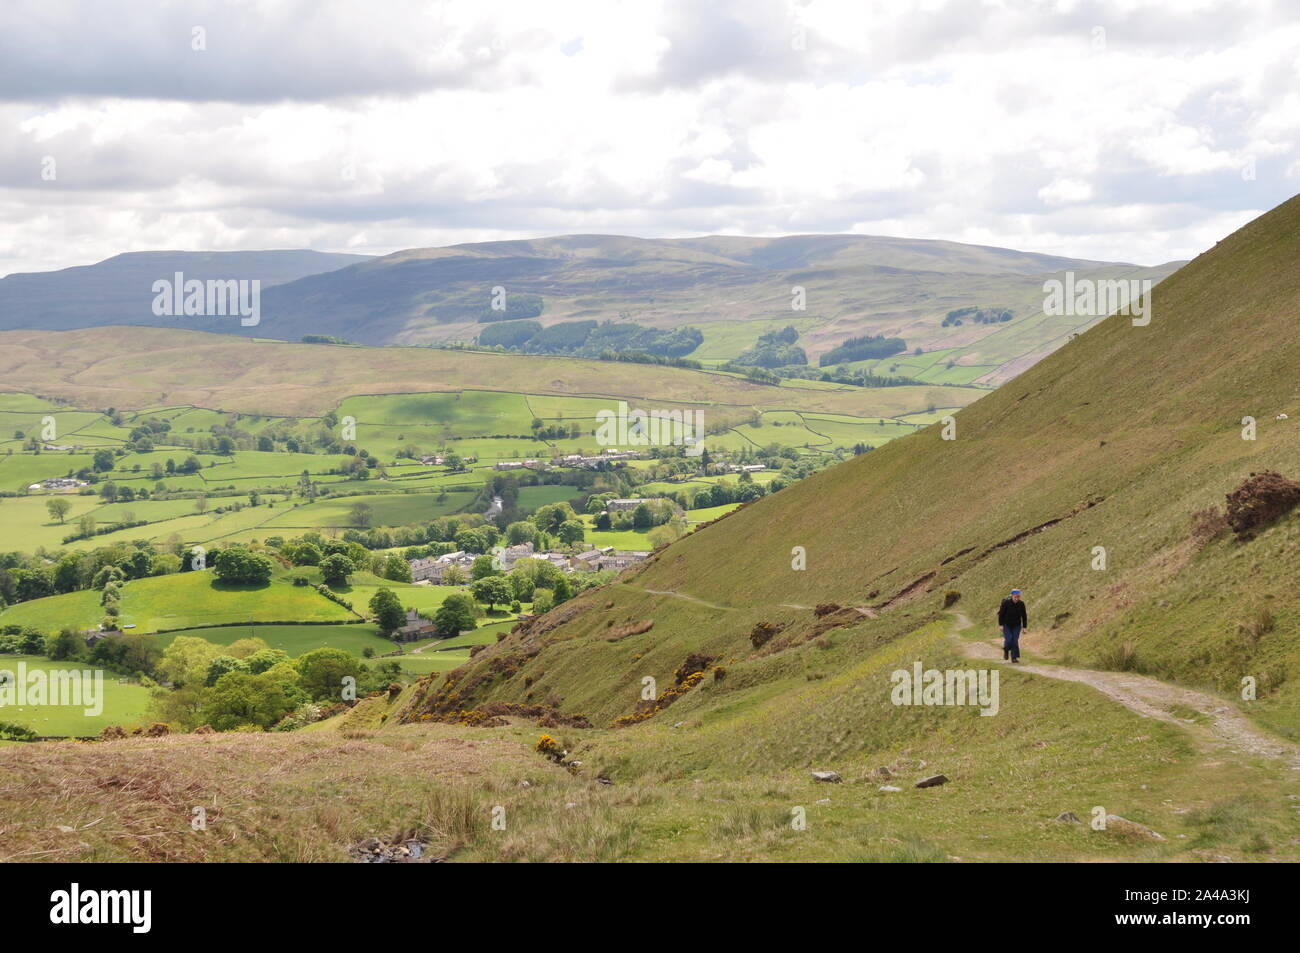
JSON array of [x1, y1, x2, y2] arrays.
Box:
[[0, 325, 977, 419], [258, 234, 1181, 382], [0, 249, 371, 333], [0, 236, 1180, 383]]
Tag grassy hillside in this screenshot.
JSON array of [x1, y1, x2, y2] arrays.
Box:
[[0, 326, 975, 420], [252, 234, 1179, 375], [449, 192, 1300, 729]]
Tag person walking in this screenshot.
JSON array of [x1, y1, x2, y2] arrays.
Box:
[[997, 588, 1028, 662]]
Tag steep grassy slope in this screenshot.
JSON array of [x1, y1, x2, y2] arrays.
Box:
[[443, 192, 1299, 728]]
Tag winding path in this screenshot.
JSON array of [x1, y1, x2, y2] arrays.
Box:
[[949, 612, 1300, 770]]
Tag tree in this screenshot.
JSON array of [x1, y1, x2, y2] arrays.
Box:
[[532, 502, 577, 534], [245, 648, 291, 675], [557, 519, 585, 545], [12, 568, 54, 602], [295, 647, 362, 701], [531, 587, 554, 614], [552, 574, 574, 604], [349, 502, 373, 528], [205, 654, 247, 686], [369, 588, 406, 635], [201, 671, 294, 730], [46, 497, 72, 523], [53, 554, 83, 593], [291, 542, 322, 566], [441, 564, 468, 586], [632, 502, 653, 529], [156, 635, 224, 687], [434, 593, 477, 637], [212, 549, 274, 586], [470, 554, 497, 580], [120, 549, 153, 580], [319, 553, 354, 587], [380, 553, 412, 584], [46, 627, 86, 661], [470, 576, 512, 612], [194, 494, 209, 514], [505, 521, 537, 546], [92, 449, 115, 472], [92, 565, 126, 590]]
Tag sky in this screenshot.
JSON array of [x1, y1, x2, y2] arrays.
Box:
[[2, 0, 1297, 276]]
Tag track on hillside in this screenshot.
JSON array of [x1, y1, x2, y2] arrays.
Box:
[[949, 612, 1300, 770]]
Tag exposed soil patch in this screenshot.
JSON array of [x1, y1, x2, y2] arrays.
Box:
[[749, 621, 785, 648], [875, 571, 936, 610], [605, 619, 654, 642]]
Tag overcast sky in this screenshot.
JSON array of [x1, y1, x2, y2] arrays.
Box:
[[2, 0, 1297, 276]]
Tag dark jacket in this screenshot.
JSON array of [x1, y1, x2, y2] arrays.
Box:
[[998, 597, 1027, 629]]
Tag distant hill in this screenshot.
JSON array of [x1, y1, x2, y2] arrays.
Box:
[[257, 234, 1182, 383], [0, 250, 371, 332], [0, 237, 1181, 384]]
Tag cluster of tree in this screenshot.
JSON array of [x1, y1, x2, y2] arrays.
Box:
[[941, 306, 1012, 327], [734, 326, 808, 368], [594, 350, 703, 369], [301, 334, 357, 345], [280, 534, 412, 585], [718, 362, 781, 385], [0, 540, 184, 617], [148, 634, 400, 732], [773, 364, 925, 388], [478, 293, 544, 322], [125, 416, 172, 452], [532, 418, 583, 441], [818, 334, 907, 366], [477, 319, 703, 358]]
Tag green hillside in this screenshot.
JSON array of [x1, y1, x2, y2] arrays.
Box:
[[250, 234, 1179, 380]]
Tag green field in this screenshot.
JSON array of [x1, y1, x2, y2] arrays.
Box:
[[0, 571, 358, 634], [152, 623, 393, 658], [0, 654, 152, 736]]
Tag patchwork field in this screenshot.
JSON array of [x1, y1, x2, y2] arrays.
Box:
[[0, 655, 152, 736]]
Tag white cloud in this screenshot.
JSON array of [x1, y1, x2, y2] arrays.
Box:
[[0, 0, 1296, 276]]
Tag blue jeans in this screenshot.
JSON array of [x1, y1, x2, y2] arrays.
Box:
[[1002, 625, 1021, 661]]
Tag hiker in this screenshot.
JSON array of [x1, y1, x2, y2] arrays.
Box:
[[997, 588, 1028, 662]]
